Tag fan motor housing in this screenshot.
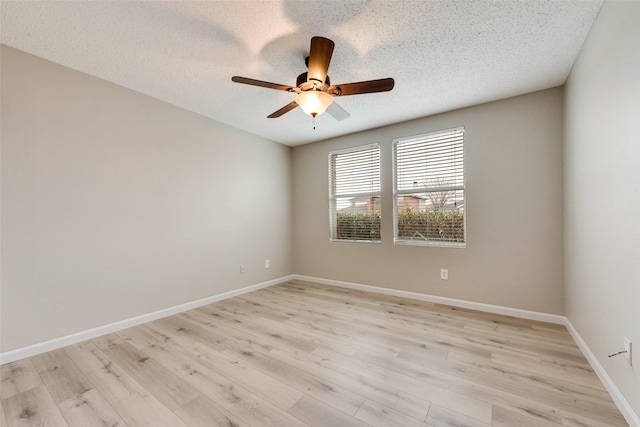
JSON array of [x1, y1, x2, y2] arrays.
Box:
[[296, 72, 330, 91]]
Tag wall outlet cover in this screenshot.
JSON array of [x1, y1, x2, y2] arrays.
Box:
[[624, 337, 632, 366]]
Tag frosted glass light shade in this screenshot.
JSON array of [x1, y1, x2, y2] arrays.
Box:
[[295, 91, 333, 116]]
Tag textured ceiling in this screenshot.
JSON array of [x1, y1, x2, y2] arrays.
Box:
[[1, 0, 602, 146]]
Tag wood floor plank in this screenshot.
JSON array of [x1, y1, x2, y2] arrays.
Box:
[[151, 314, 228, 352], [367, 343, 624, 426], [57, 388, 127, 427], [257, 285, 408, 331], [197, 309, 359, 356], [117, 324, 167, 351], [101, 342, 201, 411], [174, 395, 248, 427], [231, 295, 366, 356], [425, 403, 492, 427], [491, 405, 561, 427], [215, 296, 291, 323], [0, 359, 43, 400], [284, 313, 403, 357], [314, 344, 567, 425], [0, 398, 8, 427], [230, 317, 319, 354], [264, 315, 361, 355], [30, 349, 92, 403], [355, 398, 432, 427], [182, 308, 290, 357], [64, 342, 179, 426], [443, 351, 625, 424], [112, 392, 188, 427], [223, 345, 367, 416], [463, 320, 576, 348], [90, 333, 125, 350], [348, 349, 493, 423], [226, 392, 310, 427], [559, 408, 626, 427], [268, 346, 432, 422], [144, 340, 254, 410], [288, 394, 370, 427], [489, 350, 602, 390], [63, 340, 146, 404], [0, 281, 628, 427], [193, 303, 319, 354], [186, 342, 304, 411], [2, 386, 68, 427]]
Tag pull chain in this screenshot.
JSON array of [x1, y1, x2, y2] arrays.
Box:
[[608, 350, 628, 358]]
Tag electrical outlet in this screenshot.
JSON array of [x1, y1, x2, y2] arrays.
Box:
[[240, 265, 246, 274], [440, 269, 448, 280], [624, 337, 632, 366], [265, 259, 270, 268]]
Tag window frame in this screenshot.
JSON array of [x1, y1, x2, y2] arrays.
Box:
[[328, 143, 381, 243], [392, 127, 466, 248]]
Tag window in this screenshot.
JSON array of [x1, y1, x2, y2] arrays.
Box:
[[393, 127, 465, 247], [329, 144, 381, 242]]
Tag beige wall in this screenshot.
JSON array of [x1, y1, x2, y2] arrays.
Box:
[[0, 45, 292, 353], [564, 1, 640, 414], [292, 88, 565, 314]]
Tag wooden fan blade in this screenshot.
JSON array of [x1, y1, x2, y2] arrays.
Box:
[[326, 101, 350, 121], [232, 76, 293, 92], [329, 78, 395, 96], [307, 36, 334, 85], [267, 101, 299, 118]]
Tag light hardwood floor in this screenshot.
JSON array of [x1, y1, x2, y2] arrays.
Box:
[[1, 280, 628, 426]]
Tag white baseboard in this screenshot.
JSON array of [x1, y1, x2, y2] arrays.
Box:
[[0, 275, 295, 365], [565, 319, 640, 427], [292, 274, 566, 324]]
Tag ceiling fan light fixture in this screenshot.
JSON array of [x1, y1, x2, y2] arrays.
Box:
[[295, 90, 333, 117], [232, 36, 393, 121]]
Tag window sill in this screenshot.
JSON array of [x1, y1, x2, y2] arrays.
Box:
[[394, 239, 466, 248], [330, 238, 382, 244]]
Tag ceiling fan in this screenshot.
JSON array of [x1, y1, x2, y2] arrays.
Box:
[[231, 36, 394, 124]]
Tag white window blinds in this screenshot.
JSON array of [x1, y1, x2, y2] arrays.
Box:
[[393, 127, 465, 246], [329, 144, 381, 242]]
